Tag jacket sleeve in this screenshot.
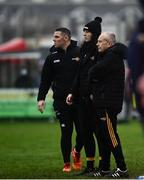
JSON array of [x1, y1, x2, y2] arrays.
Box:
[[88, 52, 117, 80], [37, 55, 54, 101]]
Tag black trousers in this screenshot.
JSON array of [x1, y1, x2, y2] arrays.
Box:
[[95, 114, 111, 171], [79, 97, 96, 158], [95, 109, 127, 170], [53, 100, 83, 163], [79, 97, 111, 170]]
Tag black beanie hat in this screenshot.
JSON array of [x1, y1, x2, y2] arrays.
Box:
[[83, 17, 102, 38]]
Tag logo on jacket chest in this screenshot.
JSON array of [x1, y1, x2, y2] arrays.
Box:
[[72, 57, 80, 61], [90, 56, 95, 61], [53, 59, 60, 63]]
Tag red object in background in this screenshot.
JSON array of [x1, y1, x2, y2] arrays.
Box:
[[0, 38, 27, 52]]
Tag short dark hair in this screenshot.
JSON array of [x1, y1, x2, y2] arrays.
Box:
[[55, 27, 71, 39]]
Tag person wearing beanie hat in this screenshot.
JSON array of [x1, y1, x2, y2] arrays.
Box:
[[66, 17, 111, 176], [83, 17, 102, 40]]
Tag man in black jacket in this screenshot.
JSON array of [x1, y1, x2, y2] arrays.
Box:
[[88, 32, 129, 178], [37, 28, 83, 172]]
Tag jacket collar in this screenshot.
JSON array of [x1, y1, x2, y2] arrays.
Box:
[[99, 43, 127, 59], [50, 40, 77, 53]]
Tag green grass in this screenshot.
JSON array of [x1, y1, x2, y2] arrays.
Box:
[[0, 120, 143, 178]]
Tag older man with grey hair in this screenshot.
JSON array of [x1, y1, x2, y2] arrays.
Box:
[[88, 32, 129, 178]]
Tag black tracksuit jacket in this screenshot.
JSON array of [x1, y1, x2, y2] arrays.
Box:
[[88, 43, 126, 113], [37, 40, 80, 101], [71, 41, 98, 99]]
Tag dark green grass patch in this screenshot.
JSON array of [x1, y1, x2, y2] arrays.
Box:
[[0, 120, 143, 178]]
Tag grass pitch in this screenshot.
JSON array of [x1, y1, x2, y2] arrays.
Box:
[[0, 120, 143, 178]]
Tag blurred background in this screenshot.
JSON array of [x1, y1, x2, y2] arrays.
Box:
[[0, 0, 143, 120], [0, 0, 144, 179]]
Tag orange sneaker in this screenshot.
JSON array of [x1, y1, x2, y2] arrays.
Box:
[[63, 163, 71, 172], [71, 148, 82, 170]]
